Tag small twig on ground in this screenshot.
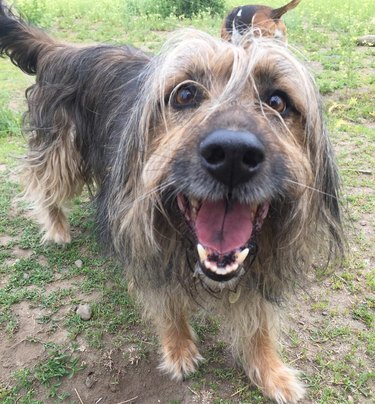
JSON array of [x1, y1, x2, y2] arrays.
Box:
[[334, 273, 349, 285], [231, 386, 247, 397], [74, 388, 85, 404], [115, 396, 138, 404], [289, 353, 305, 364], [9, 338, 28, 349], [188, 386, 199, 396], [341, 169, 372, 175]]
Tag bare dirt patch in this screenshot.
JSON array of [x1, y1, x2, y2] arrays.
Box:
[[0, 302, 46, 372], [0, 234, 16, 246], [13, 247, 33, 259], [57, 349, 192, 404]]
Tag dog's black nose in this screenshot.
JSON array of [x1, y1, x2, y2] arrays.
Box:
[[199, 129, 265, 187]]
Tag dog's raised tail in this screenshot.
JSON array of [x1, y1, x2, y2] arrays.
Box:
[[271, 0, 301, 19], [0, 1, 57, 75]]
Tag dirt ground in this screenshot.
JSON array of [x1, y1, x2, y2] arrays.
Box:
[[0, 204, 373, 403]]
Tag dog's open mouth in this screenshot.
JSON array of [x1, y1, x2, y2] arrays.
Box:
[[177, 194, 269, 282]]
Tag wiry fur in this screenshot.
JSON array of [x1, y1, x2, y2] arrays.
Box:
[[0, 2, 343, 402]]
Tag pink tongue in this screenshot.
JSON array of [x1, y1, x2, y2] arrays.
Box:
[[195, 200, 254, 254]]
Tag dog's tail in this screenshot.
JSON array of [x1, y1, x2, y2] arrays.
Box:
[[271, 0, 301, 19], [0, 1, 58, 75]]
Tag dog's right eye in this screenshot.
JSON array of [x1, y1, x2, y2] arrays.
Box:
[[267, 93, 288, 114], [265, 90, 293, 116], [170, 84, 202, 109]]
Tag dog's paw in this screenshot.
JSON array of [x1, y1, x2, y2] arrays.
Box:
[[251, 365, 305, 403], [41, 225, 71, 244], [158, 338, 203, 381], [41, 216, 71, 244]]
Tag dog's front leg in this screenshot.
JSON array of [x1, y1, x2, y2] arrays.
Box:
[[227, 297, 305, 403], [240, 304, 305, 403], [153, 296, 203, 381], [245, 326, 305, 403]]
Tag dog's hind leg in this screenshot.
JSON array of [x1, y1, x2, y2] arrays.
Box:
[[1, 1, 85, 244], [21, 130, 84, 244]]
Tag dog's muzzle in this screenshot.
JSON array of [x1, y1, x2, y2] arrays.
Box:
[[178, 129, 270, 284]]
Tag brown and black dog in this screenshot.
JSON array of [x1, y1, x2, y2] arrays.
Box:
[[221, 0, 301, 43], [0, 1, 343, 402]]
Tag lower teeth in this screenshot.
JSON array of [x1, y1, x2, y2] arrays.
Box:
[[197, 244, 249, 276], [203, 260, 239, 276]]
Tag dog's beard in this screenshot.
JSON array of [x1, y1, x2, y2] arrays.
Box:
[[177, 194, 269, 286]]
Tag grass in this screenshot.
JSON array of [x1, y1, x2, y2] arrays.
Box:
[[0, 0, 374, 402]]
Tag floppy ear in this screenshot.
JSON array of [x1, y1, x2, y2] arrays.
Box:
[[271, 0, 301, 19], [306, 103, 344, 260], [318, 127, 343, 252]]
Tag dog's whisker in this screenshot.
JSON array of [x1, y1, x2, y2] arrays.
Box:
[[128, 180, 177, 206], [284, 178, 340, 199]]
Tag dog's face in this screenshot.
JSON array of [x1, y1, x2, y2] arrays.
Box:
[[133, 32, 323, 289]]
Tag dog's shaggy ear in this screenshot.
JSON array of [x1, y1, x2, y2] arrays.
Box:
[[306, 105, 344, 263], [318, 127, 344, 256]]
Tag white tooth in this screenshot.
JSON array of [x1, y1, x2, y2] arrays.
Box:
[[228, 263, 239, 273], [237, 248, 249, 265], [210, 263, 219, 273], [216, 267, 228, 275], [197, 244, 208, 262]]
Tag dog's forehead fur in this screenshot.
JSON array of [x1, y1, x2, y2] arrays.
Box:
[[147, 29, 317, 117]]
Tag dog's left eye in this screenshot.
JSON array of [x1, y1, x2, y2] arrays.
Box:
[[171, 84, 202, 109], [267, 92, 288, 114]]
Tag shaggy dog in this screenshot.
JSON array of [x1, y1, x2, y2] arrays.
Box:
[[0, 2, 343, 402]]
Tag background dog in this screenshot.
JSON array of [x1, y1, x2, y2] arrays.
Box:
[[0, 1, 343, 402], [221, 0, 301, 43]]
